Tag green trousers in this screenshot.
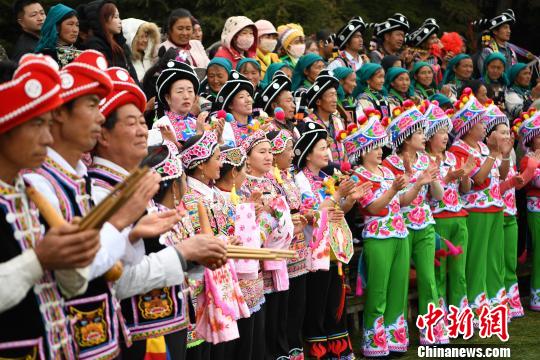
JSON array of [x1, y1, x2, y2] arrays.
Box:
[[527, 211, 540, 310], [434, 216, 468, 309], [503, 216, 518, 291], [363, 237, 410, 330], [466, 211, 505, 309], [409, 225, 439, 315], [485, 211, 505, 305]]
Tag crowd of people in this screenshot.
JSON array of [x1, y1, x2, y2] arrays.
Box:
[[1, 0, 540, 359]]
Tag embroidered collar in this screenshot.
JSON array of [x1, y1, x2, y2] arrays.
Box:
[[187, 176, 215, 201], [363, 88, 389, 109], [0, 175, 25, 196], [386, 151, 430, 171], [355, 165, 390, 182], [166, 110, 194, 122], [91, 157, 130, 177], [302, 167, 326, 194], [47, 147, 88, 178]]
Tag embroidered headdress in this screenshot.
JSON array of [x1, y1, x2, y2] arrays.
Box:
[[152, 140, 184, 181], [180, 131, 218, 169]]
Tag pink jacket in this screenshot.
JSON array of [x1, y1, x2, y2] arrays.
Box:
[[214, 46, 257, 69]]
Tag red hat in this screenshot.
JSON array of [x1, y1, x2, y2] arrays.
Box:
[[59, 50, 113, 103], [0, 54, 62, 134], [99, 67, 147, 118]]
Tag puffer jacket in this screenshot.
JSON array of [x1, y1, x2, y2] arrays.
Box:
[[122, 18, 160, 82]]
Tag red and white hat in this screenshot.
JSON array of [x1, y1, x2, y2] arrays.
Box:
[[59, 50, 113, 103], [99, 67, 147, 118], [0, 54, 62, 134]]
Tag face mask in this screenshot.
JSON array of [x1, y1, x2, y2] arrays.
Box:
[[259, 38, 277, 53], [288, 43, 306, 58], [236, 34, 255, 51]]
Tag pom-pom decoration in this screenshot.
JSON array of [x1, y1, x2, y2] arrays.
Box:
[[402, 99, 415, 109], [347, 123, 359, 133], [381, 116, 391, 127], [336, 129, 348, 142], [225, 113, 235, 122], [274, 107, 285, 121], [392, 107, 402, 117], [216, 109, 227, 119], [356, 114, 368, 125], [364, 108, 381, 119], [340, 161, 352, 173], [461, 87, 472, 96]]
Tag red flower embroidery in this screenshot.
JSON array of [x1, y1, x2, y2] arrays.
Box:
[[407, 207, 426, 225], [442, 188, 459, 207], [392, 216, 406, 232], [366, 221, 379, 234]]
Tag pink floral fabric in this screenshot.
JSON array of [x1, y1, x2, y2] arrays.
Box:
[[384, 153, 435, 230], [451, 140, 504, 210], [503, 165, 517, 216], [355, 165, 408, 239], [429, 152, 464, 214]]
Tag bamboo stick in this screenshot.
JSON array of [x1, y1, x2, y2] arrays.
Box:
[[26, 187, 67, 227], [227, 252, 278, 260], [197, 200, 213, 235]]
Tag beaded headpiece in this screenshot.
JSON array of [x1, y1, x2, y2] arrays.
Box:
[[513, 108, 540, 149], [152, 140, 183, 181], [269, 130, 293, 154], [337, 109, 389, 166], [386, 99, 426, 148], [219, 146, 247, 167], [450, 87, 486, 140], [180, 131, 218, 169], [421, 100, 453, 140], [482, 99, 509, 133], [241, 130, 270, 153]]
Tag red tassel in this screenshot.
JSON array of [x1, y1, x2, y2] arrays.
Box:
[[336, 271, 346, 321], [434, 258, 441, 267], [518, 249, 528, 264], [443, 238, 463, 256], [356, 276, 363, 296], [435, 249, 448, 258]]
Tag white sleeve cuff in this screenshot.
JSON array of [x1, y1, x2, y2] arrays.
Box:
[[89, 222, 128, 279]]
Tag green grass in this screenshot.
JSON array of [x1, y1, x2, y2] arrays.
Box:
[[350, 308, 540, 359]]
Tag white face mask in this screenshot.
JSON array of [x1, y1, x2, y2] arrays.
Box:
[[288, 43, 306, 58], [259, 38, 277, 53], [236, 34, 255, 51]]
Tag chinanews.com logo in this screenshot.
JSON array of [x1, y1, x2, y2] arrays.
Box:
[[416, 303, 511, 358], [418, 345, 511, 358]]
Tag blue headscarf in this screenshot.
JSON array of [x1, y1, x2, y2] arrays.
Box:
[[236, 58, 261, 72], [353, 63, 383, 98], [442, 53, 471, 85], [429, 93, 452, 108], [409, 61, 435, 92], [333, 66, 354, 101], [291, 53, 323, 91], [207, 57, 233, 75], [507, 63, 528, 87], [482, 52, 509, 86], [35, 4, 76, 53], [384, 66, 409, 94], [260, 62, 292, 89]]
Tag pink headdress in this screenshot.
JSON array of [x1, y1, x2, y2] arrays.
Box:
[[180, 131, 218, 170]]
